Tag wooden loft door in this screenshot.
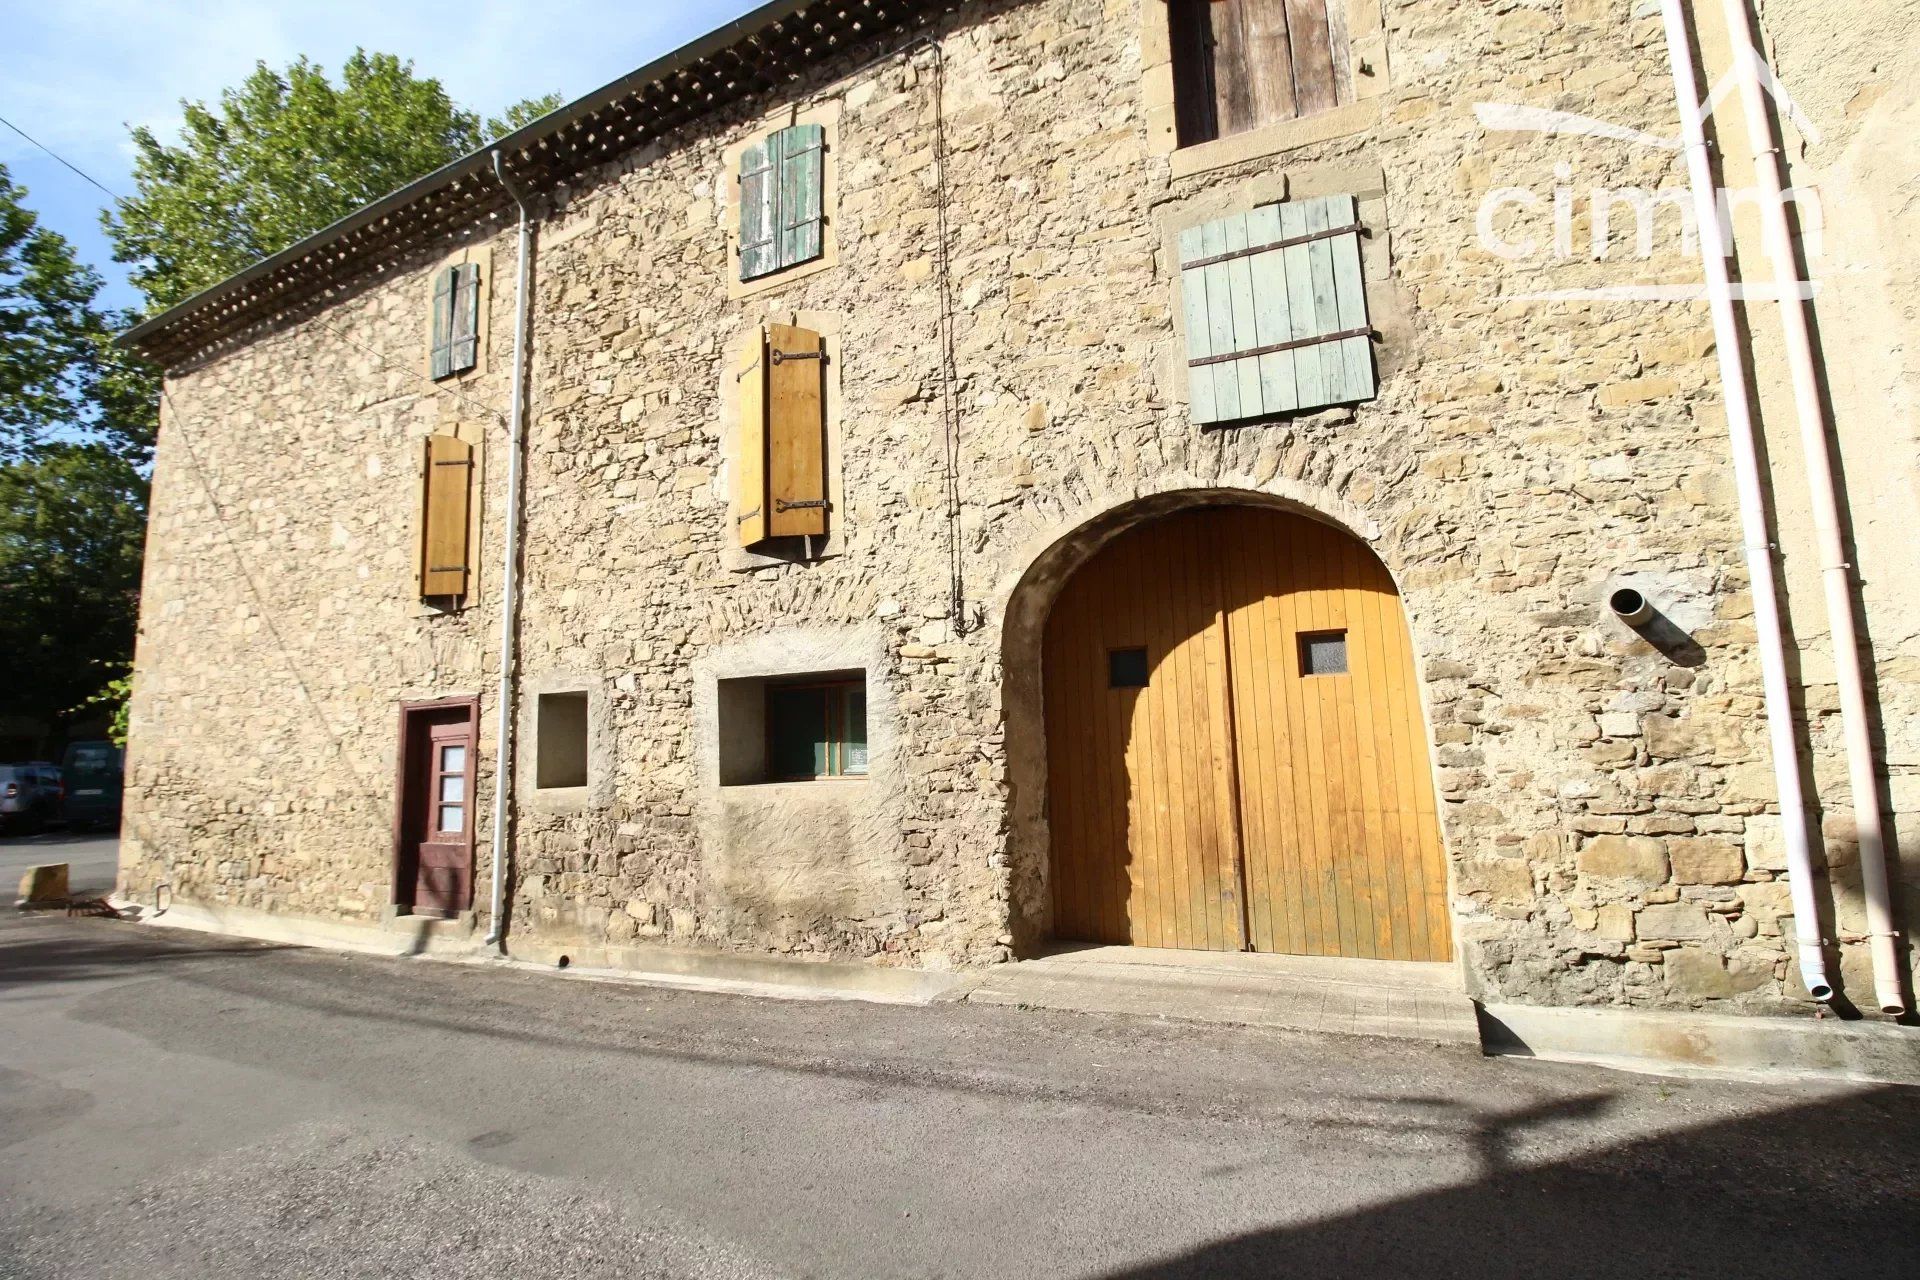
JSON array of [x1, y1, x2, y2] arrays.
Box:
[[1042, 506, 1451, 962]]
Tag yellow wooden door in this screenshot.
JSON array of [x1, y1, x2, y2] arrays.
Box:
[[1216, 507, 1451, 961], [1043, 510, 1248, 950], [1044, 506, 1450, 961]]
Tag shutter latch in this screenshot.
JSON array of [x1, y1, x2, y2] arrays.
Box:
[[735, 506, 762, 524], [770, 348, 822, 365], [775, 498, 829, 512]]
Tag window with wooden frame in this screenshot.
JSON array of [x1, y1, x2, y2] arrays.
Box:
[[1178, 194, 1375, 424], [731, 322, 829, 550], [1167, 0, 1354, 147], [765, 678, 868, 781], [419, 433, 474, 600], [430, 262, 481, 379], [739, 123, 825, 282]]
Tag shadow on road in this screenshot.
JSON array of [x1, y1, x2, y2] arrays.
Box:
[[1095, 1084, 1919, 1278], [0, 920, 287, 992]]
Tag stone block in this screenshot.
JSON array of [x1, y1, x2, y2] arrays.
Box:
[[1596, 903, 1635, 940], [1668, 838, 1744, 885], [1576, 835, 1669, 883], [1663, 948, 1734, 999], [1456, 857, 1534, 903], [14, 862, 73, 907], [1743, 814, 1789, 871], [1637, 902, 1714, 940]]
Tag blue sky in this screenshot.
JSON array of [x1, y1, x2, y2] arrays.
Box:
[[0, 0, 760, 313]]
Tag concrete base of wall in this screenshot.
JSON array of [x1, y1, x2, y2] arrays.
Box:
[[1481, 1002, 1920, 1087], [119, 895, 1919, 1084]]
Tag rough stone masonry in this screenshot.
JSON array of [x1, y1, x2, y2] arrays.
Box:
[[120, 0, 1917, 1018]]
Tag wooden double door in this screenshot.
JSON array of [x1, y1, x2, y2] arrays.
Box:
[[1043, 506, 1451, 962]]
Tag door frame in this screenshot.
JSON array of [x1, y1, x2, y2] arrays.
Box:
[[391, 695, 481, 914]]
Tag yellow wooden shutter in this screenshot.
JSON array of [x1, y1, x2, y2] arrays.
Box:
[[420, 433, 473, 597], [766, 323, 827, 538], [732, 331, 768, 547]]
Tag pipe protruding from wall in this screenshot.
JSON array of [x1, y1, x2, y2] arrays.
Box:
[[1608, 587, 1656, 629]]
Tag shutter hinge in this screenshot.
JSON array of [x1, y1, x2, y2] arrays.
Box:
[[433, 458, 474, 467], [1187, 326, 1372, 369], [775, 498, 829, 512], [428, 566, 469, 573], [770, 348, 822, 365]]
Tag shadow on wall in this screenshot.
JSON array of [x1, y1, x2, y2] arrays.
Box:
[[1096, 1084, 1920, 1279]]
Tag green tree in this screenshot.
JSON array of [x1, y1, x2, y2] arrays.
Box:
[[1, 164, 153, 463], [106, 50, 560, 310], [0, 444, 148, 740]]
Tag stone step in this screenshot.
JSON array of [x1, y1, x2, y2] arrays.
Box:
[[961, 946, 1482, 1046]]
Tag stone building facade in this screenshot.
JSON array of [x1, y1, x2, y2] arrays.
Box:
[[119, 0, 1916, 1023]]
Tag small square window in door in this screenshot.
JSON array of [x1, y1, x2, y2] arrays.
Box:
[[1108, 647, 1150, 689], [1300, 631, 1349, 676]]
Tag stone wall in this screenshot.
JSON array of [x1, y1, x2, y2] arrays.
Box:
[[123, 0, 1915, 1015]]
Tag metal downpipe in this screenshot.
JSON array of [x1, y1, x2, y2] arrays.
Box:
[[483, 148, 533, 951], [1715, 0, 1906, 1016], [1658, 0, 1832, 1000]]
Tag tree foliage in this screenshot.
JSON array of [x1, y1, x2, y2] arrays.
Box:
[[0, 164, 153, 464], [0, 444, 148, 739], [106, 50, 561, 310]]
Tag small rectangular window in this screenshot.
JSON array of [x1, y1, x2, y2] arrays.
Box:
[[1300, 630, 1349, 676], [1108, 647, 1150, 689], [535, 691, 589, 789], [766, 679, 866, 780]]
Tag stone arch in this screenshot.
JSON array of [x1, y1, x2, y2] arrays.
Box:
[[995, 481, 1447, 956]]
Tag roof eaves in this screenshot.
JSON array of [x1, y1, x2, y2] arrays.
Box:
[[118, 0, 905, 359]]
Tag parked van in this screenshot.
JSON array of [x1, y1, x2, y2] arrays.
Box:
[[61, 740, 123, 832]]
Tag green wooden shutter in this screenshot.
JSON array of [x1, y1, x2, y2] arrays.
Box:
[[740, 124, 824, 282], [429, 266, 455, 379], [449, 263, 480, 374], [739, 136, 778, 281], [778, 123, 825, 269], [1178, 194, 1374, 424]]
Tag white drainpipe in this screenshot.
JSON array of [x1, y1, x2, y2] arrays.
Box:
[[1658, 0, 1832, 1000], [484, 148, 533, 951], [1716, 0, 1905, 1015]]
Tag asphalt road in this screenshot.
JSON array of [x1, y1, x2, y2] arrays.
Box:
[[1, 910, 1916, 1280]]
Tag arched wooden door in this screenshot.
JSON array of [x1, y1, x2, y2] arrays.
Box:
[[1043, 506, 1451, 962]]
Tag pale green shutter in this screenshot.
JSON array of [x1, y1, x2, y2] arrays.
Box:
[[1178, 195, 1375, 424], [429, 266, 455, 380], [739, 136, 778, 281], [778, 123, 825, 269], [449, 263, 480, 374], [741, 124, 824, 281]]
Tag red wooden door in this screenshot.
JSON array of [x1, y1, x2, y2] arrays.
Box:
[[396, 705, 476, 915]]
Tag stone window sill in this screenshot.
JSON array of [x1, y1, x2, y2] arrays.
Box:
[[1170, 99, 1383, 182]]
